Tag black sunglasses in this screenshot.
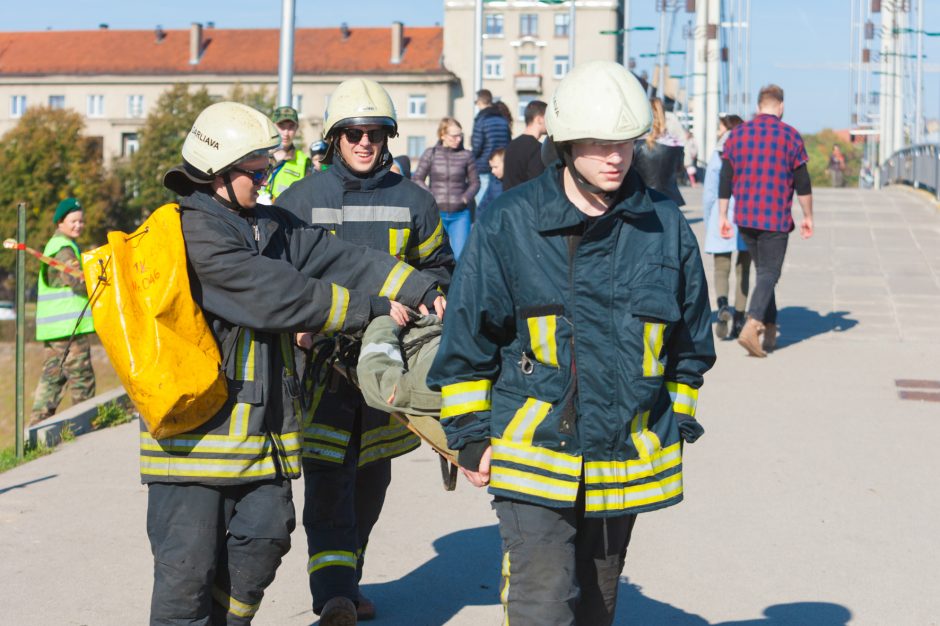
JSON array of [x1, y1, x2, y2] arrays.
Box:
[[231, 166, 271, 186], [341, 127, 388, 144]]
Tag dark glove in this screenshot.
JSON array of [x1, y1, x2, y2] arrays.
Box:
[[421, 288, 441, 312], [676, 414, 705, 444], [369, 295, 391, 319], [457, 440, 490, 471]]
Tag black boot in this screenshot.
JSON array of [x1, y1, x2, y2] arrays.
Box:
[[731, 311, 745, 339], [715, 297, 732, 339]]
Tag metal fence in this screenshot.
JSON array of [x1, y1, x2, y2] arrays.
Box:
[[879, 144, 940, 200]]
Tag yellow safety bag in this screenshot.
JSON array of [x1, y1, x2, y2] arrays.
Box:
[[82, 203, 228, 439]]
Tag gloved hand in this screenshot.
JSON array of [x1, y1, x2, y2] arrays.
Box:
[[676, 414, 705, 444], [369, 295, 391, 319]]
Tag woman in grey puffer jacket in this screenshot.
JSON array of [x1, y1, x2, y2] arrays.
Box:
[[413, 117, 480, 259]]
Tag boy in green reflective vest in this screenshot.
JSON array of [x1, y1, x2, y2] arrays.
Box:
[[31, 197, 96, 425], [262, 105, 311, 202]]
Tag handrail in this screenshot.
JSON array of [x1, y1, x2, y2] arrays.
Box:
[[878, 143, 940, 200]]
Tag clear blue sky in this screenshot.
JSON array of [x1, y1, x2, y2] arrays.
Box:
[[5, 0, 940, 135]]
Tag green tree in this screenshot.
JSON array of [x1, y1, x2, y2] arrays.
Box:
[[121, 84, 215, 218], [228, 83, 276, 115], [0, 106, 122, 284], [804, 129, 863, 188]]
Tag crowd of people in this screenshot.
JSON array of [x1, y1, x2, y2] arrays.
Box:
[[32, 63, 821, 625]]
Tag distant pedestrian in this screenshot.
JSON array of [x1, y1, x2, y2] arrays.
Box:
[[476, 148, 504, 219], [309, 139, 328, 173], [684, 130, 699, 187], [828, 145, 846, 187], [470, 89, 511, 208], [633, 97, 686, 206], [263, 105, 311, 201], [413, 117, 480, 259], [31, 197, 96, 425], [702, 114, 751, 340], [502, 99, 547, 190], [719, 84, 814, 357]]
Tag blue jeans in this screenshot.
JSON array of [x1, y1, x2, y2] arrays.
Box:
[[441, 209, 472, 260], [739, 227, 789, 325], [474, 173, 492, 209]]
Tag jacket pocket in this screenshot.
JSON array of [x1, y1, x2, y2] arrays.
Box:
[[629, 287, 681, 378], [520, 304, 569, 369]]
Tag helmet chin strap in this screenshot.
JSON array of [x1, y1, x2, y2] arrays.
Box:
[[214, 172, 247, 213], [559, 144, 617, 204]]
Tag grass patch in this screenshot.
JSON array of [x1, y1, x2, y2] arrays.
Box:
[[92, 400, 134, 430], [0, 441, 52, 473]]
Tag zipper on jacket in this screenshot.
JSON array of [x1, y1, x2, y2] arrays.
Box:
[[560, 223, 585, 439]]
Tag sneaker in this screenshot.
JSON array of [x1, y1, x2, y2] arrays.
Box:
[[356, 592, 376, 621], [737, 318, 767, 358], [762, 323, 778, 353], [731, 311, 745, 339], [320, 596, 357, 626], [715, 305, 733, 339]]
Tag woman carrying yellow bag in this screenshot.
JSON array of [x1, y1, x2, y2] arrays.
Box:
[[136, 101, 441, 625]]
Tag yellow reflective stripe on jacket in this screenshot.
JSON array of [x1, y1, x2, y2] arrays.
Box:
[[526, 316, 559, 367], [411, 219, 444, 262], [378, 261, 415, 301], [211, 586, 260, 619], [321, 284, 350, 333], [584, 471, 683, 513], [641, 322, 665, 376], [140, 431, 270, 454], [389, 227, 411, 260], [234, 328, 256, 382], [502, 398, 551, 444], [666, 381, 698, 417], [491, 438, 582, 477], [358, 420, 420, 466], [308, 550, 357, 573], [489, 465, 580, 503], [302, 423, 351, 463], [583, 442, 682, 484], [440, 380, 492, 419], [140, 455, 278, 479], [629, 410, 662, 459]]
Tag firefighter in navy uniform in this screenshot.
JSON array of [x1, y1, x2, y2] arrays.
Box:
[[427, 62, 716, 626], [278, 78, 453, 624], [147, 101, 440, 625]]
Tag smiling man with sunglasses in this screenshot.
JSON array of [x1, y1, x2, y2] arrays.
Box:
[[278, 78, 454, 625]]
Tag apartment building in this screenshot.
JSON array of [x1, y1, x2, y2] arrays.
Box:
[[0, 23, 458, 165], [444, 0, 620, 133]]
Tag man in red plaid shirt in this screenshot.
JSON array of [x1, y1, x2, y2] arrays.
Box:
[[718, 84, 814, 357]]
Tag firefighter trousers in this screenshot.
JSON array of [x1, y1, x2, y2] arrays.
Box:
[[302, 434, 392, 614], [493, 496, 637, 626], [146, 478, 295, 625]]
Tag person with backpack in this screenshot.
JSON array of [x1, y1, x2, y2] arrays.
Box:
[[149, 101, 441, 625]]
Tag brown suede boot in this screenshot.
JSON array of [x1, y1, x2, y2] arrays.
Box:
[[762, 323, 778, 353], [320, 596, 357, 626], [737, 317, 767, 357]]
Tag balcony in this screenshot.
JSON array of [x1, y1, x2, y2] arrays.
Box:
[[514, 74, 542, 93]]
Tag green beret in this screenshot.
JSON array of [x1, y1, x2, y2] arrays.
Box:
[[53, 198, 82, 224]]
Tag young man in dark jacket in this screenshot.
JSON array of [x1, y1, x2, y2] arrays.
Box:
[[278, 78, 452, 625], [428, 62, 715, 626], [150, 101, 440, 625], [470, 89, 511, 209]]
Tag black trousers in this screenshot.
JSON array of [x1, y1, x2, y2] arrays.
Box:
[[493, 496, 637, 626], [147, 479, 295, 625], [739, 227, 790, 325]]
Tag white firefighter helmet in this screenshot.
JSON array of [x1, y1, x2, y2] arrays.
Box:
[[323, 78, 398, 139], [181, 101, 279, 177], [546, 61, 652, 144]]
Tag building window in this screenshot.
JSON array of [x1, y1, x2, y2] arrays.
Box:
[[127, 94, 144, 118], [553, 55, 570, 78], [48, 95, 65, 110], [484, 55, 504, 79], [10, 95, 26, 118], [87, 94, 105, 118], [292, 93, 303, 114], [407, 136, 426, 158], [122, 132, 140, 157], [554, 13, 570, 37], [407, 94, 427, 118], [485, 14, 504, 36], [519, 55, 538, 75], [520, 14, 538, 37]]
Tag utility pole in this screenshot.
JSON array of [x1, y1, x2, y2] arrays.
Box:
[[569, 0, 577, 68], [705, 0, 720, 157], [622, 0, 631, 67], [474, 0, 483, 119], [915, 0, 924, 143], [277, 0, 296, 107], [692, 0, 708, 164]]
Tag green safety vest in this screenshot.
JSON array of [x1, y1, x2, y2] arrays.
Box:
[[267, 150, 310, 200], [36, 234, 95, 341]]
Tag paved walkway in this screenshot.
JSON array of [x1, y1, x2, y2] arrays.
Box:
[[2, 186, 939, 625]]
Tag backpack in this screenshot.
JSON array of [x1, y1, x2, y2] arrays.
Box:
[[82, 203, 228, 439]]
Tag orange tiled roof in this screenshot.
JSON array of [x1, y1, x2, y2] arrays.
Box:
[[0, 26, 448, 76]]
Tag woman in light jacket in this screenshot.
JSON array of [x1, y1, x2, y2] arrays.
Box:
[[413, 117, 480, 259], [702, 114, 751, 339]]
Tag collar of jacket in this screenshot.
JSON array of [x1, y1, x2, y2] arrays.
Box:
[[181, 189, 279, 249], [534, 167, 655, 234], [329, 148, 395, 191], [476, 105, 501, 120]]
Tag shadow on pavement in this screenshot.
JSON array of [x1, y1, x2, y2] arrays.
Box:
[[354, 524, 502, 625], [774, 307, 859, 351], [614, 579, 852, 625], [0, 474, 57, 495]]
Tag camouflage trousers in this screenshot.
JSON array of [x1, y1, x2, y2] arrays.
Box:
[[31, 335, 96, 425]]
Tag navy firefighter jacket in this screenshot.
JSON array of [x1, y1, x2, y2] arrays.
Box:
[[427, 166, 716, 517]]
